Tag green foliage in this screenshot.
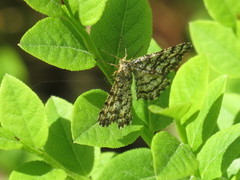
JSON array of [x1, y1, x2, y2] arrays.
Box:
[[197, 124, 240, 179], [186, 75, 226, 151], [79, 0, 108, 26], [95, 148, 154, 180], [95, 131, 198, 180], [44, 96, 97, 176], [0, 128, 23, 150], [203, 0, 240, 28], [90, 0, 152, 62], [170, 55, 208, 123], [190, 21, 240, 78], [0, 74, 48, 148], [90, 0, 152, 82], [23, 0, 64, 17], [151, 132, 198, 179], [10, 161, 67, 180], [72, 89, 143, 148], [0, 0, 240, 179], [19, 17, 95, 71], [218, 93, 240, 129]]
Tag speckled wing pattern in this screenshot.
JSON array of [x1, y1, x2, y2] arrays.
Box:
[[98, 65, 133, 128], [132, 42, 192, 100], [98, 42, 192, 128]]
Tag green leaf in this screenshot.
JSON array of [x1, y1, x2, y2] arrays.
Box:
[[72, 89, 143, 148], [23, 0, 63, 17], [10, 161, 67, 180], [45, 96, 73, 123], [149, 103, 192, 122], [170, 55, 209, 123], [96, 148, 154, 180], [151, 132, 198, 180], [79, 0, 108, 26], [0, 128, 23, 150], [218, 93, 240, 130], [237, 21, 240, 38], [90, 0, 152, 67], [132, 76, 172, 130], [90, 152, 116, 179], [190, 20, 240, 78], [186, 75, 227, 151], [0, 75, 48, 148], [65, 0, 80, 17], [227, 158, 240, 178], [197, 123, 240, 179], [0, 46, 28, 82], [203, 0, 240, 27], [19, 17, 95, 71], [44, 96, 96, 176], [148, 39, 161, 54]]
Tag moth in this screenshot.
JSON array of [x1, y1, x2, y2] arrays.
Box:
[[98, 42, 192, 128]]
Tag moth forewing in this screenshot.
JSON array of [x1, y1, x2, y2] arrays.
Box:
[[98, 60, 133, 128], [98, 42, 192, 128]]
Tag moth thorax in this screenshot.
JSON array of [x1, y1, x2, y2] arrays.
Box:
[[119, 59, 131, 71]]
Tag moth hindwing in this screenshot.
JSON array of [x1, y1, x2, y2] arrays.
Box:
[[98, 42, 192, 128]]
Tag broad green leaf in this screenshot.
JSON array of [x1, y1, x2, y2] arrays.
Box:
[[148, 39, 161, 54], [188, 177, 201, 180], [79, 0, 108, 26], [149, 103, 192, 122], [91, 0, 152, 68], [0, 75, 48, 148], [190, 21, 240, 78], [90, 152, 116, 179], [65, 0, 80, 17], [96, 148, 154, 180], [170, 55, 209, 123], [186, 75, 227, 151], [45, 96, 96, 176], [203, 0, 240, 27], [237, 21, 240, 39], [72, 89, 143, 148], [198, 123, 240, 179], [19, 17, 95, 71], [170, 55, 208, 107], [218, 93, 240, 130], [152, 132, 198, 180], [0, 46, 28, 82], [23, 0, 63, 17], [45, 96, 73, 123], [0, 128, 22, 150], [227, 158, 240, 178], [133, 79, 172, 133], [10, 161, 67, 180]]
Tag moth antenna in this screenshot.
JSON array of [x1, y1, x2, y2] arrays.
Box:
[[106, 62, 118, 68], [123, 48, 128, 60], [100, 49, 121, 60]]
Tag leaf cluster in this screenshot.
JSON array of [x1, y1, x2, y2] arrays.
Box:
[[0, 0, 240, 179]]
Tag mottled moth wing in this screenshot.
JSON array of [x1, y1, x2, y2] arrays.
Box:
[[131, 42, 191, 100], [132, 72, 170, 100], [98, 42, 191, 128], [98, 66, 133, 128]]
